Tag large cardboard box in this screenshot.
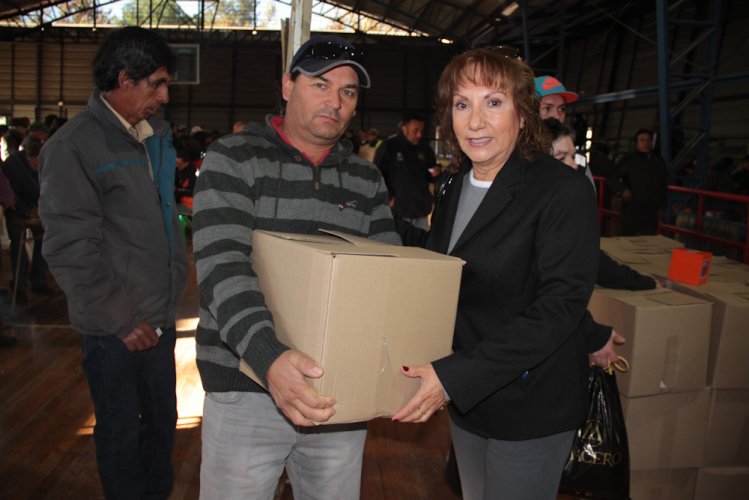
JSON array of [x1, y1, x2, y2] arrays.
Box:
[[599, 235, 683, 283], [668, 281, 749, 389], [704, 256, 749, 285], [630, 469, 697, 500], [694, 467, 749, 500], [240, 230, 464, 424], [588, 288, 711, 397], [600, 235, 684, 259], [622, 389, 710, 470], [704, 389, 749, 466]]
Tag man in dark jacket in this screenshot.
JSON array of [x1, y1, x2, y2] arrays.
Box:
[[608, 129, 669, 235], [38, 27, 187, 499], [0, 167, 16, 347], [2, 134, 50, 296], [375, 113, 437, 229]]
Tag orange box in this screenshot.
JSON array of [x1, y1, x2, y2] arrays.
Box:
[[668, 248, 712, 285]]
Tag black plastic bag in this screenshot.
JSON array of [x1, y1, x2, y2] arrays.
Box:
[[559, 365, 630, 500]]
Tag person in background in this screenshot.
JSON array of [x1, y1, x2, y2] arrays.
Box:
[[0, 167, 16, 347], [391, 47, 599, 499], [232, 120, 247, 133], [192, 34, 399, 499], [375, 113, 438, 229], [358, 127, 382, 162], [2, 134, 51, 296], [342, 128, 358, 154], [174, 146, 197, 212], [543, 116, 658, 366], [44, 114, 59, 134], [9, 117, 30, 137], [38, 26, 187, 498], [733, 155, 749, 196], [607, 128, 668, 235], [589, 142, 616, 179], [534, 75, 578, 123], [1, 129, 24, 162], [543, 117, 595, 191], [356, 128, 368, 150]]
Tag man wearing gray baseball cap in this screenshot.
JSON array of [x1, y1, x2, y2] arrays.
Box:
[[193, 34, 400, 499], [289, 34, 371, 88]]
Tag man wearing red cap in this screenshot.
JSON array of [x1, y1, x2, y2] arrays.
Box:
[[534, 75, 579, 123]]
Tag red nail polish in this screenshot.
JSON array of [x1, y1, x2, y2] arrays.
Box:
[[402, 366, 409, 372]]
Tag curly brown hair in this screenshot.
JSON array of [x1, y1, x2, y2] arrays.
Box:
[[436, 48, 550, 173]]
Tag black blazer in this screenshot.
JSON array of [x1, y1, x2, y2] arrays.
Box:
[[426, 150, 599, 440]]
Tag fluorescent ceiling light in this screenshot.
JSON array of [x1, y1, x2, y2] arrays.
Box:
[[502, 2, 519, 17]]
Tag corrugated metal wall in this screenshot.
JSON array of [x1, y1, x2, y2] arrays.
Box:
[[0, 2, 745, 161], [0, 36, 456, 139]]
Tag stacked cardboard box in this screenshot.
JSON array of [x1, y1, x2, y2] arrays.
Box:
[[587, 287, 712, 481], [630, 469, 697, 500], [239, 230, 464, 424], [704, 389, 749, 466], [708, 256, 749, 284], [650, 250, 749, 497], [597, 235, 749, 498], [669, 281, 749, 389], [694, 467, 749, 499], [600, 236, 674, 280], [599, 235, 684, 259]]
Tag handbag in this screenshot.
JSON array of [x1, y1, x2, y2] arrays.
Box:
[[559, 358, 631, 500]]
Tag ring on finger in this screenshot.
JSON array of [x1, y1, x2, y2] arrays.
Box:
[[417, 407, 425, 416]]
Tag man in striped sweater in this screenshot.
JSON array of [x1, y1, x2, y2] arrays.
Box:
[[192, 35, 401, 499]]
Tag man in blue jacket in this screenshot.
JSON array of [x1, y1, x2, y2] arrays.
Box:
[[38, 27, 188, 499]]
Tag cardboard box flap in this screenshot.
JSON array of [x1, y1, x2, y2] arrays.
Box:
[[645, 291, 708, 307], [598, 287, 708, 308], [711, 257, 746, 271], [254, 229, 399, 257], [683, 281, 749, 305], [606, 252, 652, 265], [601, 235, 684, 256], [254, 230, 466, 263], [319, 228, 387, 247], [239, 359, 266, 388], [317, 230, 465, 263]]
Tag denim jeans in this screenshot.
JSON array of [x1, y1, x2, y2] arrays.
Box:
[[81, 327, 177, 500], [200, 391, 367, 500]]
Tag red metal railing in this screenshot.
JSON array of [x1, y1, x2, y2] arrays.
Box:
[[593, 176, 749, 264]]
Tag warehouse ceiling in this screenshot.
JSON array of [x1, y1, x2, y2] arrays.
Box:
[[328, 0, 652, 47], [0, 0, 653, 48]]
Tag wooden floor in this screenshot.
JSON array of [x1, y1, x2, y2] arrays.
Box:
[[0, 248, 460, 500]]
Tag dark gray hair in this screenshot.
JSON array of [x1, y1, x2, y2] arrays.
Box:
[[93, 26, 176, 91]]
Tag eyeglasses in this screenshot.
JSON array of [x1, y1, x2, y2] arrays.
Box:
[[294, 41, 365, 66]]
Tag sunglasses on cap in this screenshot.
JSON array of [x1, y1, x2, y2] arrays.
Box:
[[291, 37, 370, 88], [294, 40, 365, 66]]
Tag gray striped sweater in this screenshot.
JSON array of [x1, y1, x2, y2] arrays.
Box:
[[192, 115, 401, 393]]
